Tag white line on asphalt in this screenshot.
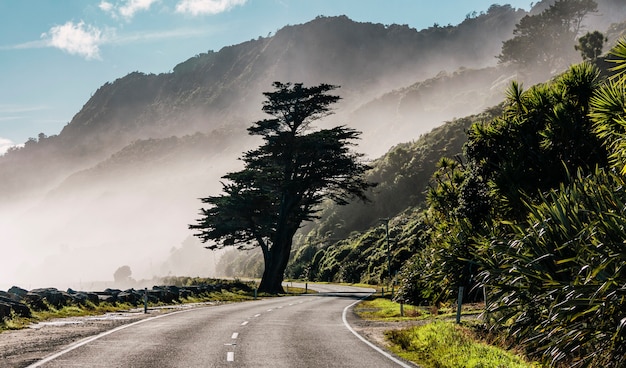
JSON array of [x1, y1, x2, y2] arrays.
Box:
[[27, 308, 200, 368], [241, 321, 249, 326], [254, 313, 261, 317], [342, 295, 414, 368], [231, 332, 239, 339], [267, 309, 273, 312], [227, 351, 235, 362]]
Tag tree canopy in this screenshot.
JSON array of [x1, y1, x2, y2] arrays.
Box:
[[498, 0, 598, 72], [396, 38, 626, 366], [190, 82, 373, 293], [576, 30, 607, 61]]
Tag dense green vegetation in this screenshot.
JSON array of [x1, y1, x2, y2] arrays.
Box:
[[393, 40, 626, 366]]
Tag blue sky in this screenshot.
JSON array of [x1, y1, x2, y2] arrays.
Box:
[[0, 0, 531, 154]]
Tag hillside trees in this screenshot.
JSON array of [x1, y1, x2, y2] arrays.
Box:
[[498, 0, 598, 72], [398, 40, 626, 366], [396, 62, 609, 307], [190, 82, 373, 293], [576, 30, 608, 61]]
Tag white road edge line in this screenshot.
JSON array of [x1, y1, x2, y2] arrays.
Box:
[[27, 308, 199, 368], [342, 294, 414, 368]]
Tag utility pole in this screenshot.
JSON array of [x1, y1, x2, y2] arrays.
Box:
[[381, 218, 391, 281]]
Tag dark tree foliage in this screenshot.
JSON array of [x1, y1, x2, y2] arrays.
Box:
[[465, 63, 608, 219], [498, 0, 598, 71], [113, 265, 132, 283], [575, 30, 607, 61], [190, 82, 373, 293]]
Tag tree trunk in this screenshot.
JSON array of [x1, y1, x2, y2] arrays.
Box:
[[258, 227, 296, 294]]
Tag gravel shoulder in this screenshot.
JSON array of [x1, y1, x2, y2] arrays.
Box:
[[0, 303, 216, 368]]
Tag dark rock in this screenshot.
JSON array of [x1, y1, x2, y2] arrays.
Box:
[[0, 290, 20, 302], [8, 286, 28, 299], [83, 292, 100, 305], [0, 302, 12, 320], [0, 295, 31, 318], [27, 288, 73, 309], [179, 289, 191, 299], [117, 291, 139, 305], [104, 288, 122, 296], [97, 294, 116, 303]]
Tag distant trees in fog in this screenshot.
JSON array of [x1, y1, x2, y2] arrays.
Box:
[[498, 0, 599, 72]]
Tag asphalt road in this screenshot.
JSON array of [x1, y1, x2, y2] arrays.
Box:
[[28, 284, 415, 368]]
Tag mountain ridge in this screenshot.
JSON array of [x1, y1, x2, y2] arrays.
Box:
[[1, 2, 622, 286]]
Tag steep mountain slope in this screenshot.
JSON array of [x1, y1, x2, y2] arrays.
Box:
[[1, 7, 526, 203], [2, 2, 622, 287]]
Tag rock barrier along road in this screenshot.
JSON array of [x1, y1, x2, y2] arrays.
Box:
[[27, 284, 416, 368]]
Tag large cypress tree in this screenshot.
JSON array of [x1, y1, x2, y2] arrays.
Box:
[[190, 82, 372, 293]]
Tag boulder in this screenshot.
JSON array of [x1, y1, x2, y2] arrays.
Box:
[[27, 288, 73, 309], [97, 294, 116, 303], [0, 295, 31, 318], [117, 291, 140, 305], [8, 286, 28, 299], [0, 290, 20, 302]]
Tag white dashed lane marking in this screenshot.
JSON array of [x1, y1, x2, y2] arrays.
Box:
[[231, 332, 239, 339]]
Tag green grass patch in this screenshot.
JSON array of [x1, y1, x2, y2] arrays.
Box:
[[386, 321, 539, 368], [355, 297, 486, 321], [355, 298, 431, 321]]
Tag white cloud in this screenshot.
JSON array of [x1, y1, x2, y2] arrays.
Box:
[[100, 0, 159, 20], [0, 137, 21, 155], [99, 1, 114, 13], [112, 27, 215, 45], [175, 0, 247, 16], [41, 21, 104, 60]]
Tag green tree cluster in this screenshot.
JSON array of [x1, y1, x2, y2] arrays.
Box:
[[397, 39, 626, 366], [498, 0, 598, 72]]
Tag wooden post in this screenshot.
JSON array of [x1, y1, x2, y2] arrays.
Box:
[[456, 286, 464, 324], [143, 288, 148, 314]]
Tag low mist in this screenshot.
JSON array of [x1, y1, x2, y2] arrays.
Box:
[[0, 152, 237, 291]]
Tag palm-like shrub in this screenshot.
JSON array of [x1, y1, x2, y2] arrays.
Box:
[[478, 169, 625, 367]]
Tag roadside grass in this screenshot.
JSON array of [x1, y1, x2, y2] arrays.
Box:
[[355, 297, 541, 368], [355, 297, 431, 320], [355, 297, 484, 321], [386, 321, 539, 368], [0, 302, 136, 331]]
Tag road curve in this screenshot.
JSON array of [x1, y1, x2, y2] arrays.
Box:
[[28, 284, 415, 367]]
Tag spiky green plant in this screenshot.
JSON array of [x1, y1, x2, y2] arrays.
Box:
[[477, 168, 626, 367]]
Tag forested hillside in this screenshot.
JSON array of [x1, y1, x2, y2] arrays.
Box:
[[0, 5, 532, 287], [1, 0, 624, 302]]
